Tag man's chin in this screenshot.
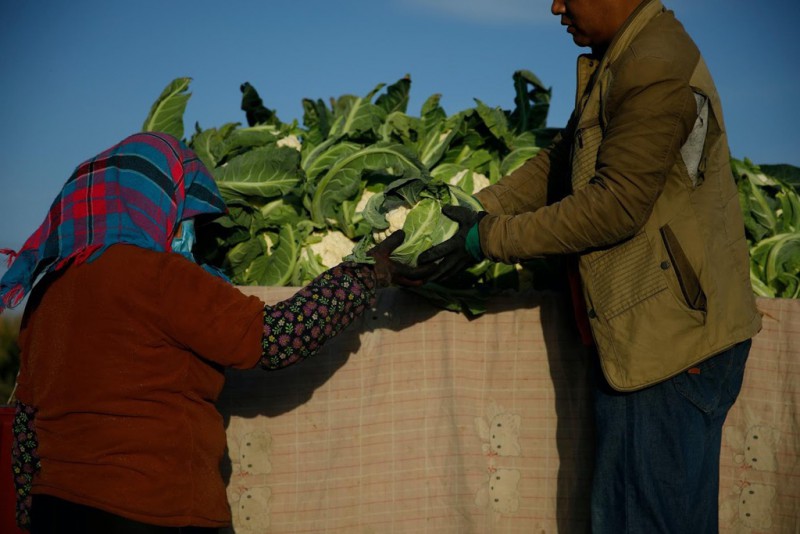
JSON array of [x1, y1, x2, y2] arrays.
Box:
[[571, 35, 591, 48]]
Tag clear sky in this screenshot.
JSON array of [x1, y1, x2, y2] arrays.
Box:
[[1, 0, 798, 281]]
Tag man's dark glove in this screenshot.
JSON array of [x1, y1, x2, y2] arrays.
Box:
[[416, 205, 487, 283], [367, 230, 437, 287]]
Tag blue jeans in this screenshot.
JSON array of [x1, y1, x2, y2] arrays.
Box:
[[591, 339, 751, 534]]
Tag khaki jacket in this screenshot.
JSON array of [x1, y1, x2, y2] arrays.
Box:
[[475, 0, 761, 391]]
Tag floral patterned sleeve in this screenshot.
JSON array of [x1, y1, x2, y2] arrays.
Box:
[[12, 401, 40, 529], [260, 262, 377, 370]]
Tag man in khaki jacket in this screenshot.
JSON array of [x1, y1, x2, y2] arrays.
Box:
[[419, 0, 762, 531]]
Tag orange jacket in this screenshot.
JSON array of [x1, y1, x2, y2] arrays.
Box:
[[17, 244, 264, 527]]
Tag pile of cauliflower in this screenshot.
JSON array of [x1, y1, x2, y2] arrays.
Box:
[[307, 171, 490, 270]]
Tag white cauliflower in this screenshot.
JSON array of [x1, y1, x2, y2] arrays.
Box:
[[355, 190, 376, 213], [372, 205, 411, 244], [276, 135, 302, 151], [449, 169, 491, 195], [308, 231, 356, 268], [471, 172, 491, 194]]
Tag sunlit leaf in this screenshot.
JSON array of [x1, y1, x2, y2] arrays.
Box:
[[142, 77, 192, 140]]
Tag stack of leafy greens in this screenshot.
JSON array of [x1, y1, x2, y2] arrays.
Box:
[[733, 158, 800, 298], [141, 74, 799, 313], [142, 73, 558, 315]]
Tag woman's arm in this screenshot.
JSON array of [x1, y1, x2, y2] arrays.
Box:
[[258, 262, 376, 370]]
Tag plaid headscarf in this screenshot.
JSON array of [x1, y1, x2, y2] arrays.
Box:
[[0, 132, 228, 314]]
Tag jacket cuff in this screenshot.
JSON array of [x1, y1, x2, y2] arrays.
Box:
[[465, 222, 484, 261]]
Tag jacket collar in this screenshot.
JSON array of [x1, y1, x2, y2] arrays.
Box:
[[602, 0, 665, 67], [575, 0, 665, 112]]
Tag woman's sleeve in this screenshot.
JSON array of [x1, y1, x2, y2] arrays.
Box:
[[159, 255, 377, 370], [258, 262, 377, 370]]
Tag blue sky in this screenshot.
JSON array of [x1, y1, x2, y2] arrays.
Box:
[[1, 0, 798, 284]]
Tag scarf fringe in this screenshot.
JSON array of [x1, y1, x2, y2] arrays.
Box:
[[1, 284, 25, 312], [0, 248, 19, 268], [53, 245, 103, 271]]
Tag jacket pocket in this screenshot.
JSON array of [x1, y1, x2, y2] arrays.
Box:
[[659, 224, 707, 312], [585, 232, 667, 321]]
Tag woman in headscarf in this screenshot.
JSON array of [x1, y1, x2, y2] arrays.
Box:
[[1, 132, 428, 533]]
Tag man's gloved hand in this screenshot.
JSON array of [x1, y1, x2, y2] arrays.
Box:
[[367, 230, 437, 287], [416, 205, 487, 283]]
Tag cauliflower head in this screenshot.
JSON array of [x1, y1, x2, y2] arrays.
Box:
[[372, 205, 411, 244], [309, 230, 357, 269]]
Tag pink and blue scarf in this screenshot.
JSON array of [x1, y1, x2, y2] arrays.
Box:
[[0, 132, 228, 314]]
